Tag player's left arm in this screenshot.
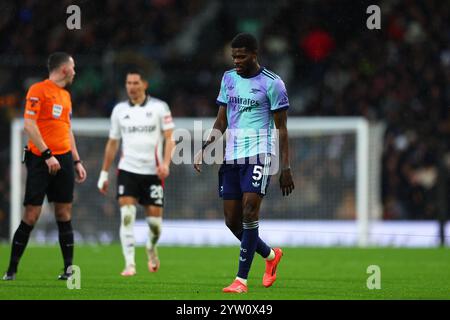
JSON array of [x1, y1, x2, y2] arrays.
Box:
[[70, 129, 87, 183], [270, 76, 295, 197], [157, 129, 175, 180], [273, 111, 294, 196]]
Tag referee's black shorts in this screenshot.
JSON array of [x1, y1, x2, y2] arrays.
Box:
[[23, 151, 75, 206]]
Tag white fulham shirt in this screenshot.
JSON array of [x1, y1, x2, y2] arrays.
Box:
[[109, 96, 175, 175]]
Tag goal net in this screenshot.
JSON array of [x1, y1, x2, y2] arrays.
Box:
[[10, 117, 384, 247]]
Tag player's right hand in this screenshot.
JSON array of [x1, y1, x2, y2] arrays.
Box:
[[45, 156, 61, 175], [97, 170, 109, 194], [193, 150, 203, 173]]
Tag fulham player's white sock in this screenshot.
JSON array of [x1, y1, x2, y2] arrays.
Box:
[[120, 205, 136, 267], [145, 216, 162, 253]]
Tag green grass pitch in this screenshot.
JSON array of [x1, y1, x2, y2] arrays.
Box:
[[0, 245, 449, 300]]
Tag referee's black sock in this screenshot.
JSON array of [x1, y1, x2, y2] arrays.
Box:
[[7, 220, 34, 274], [57, 220, 74, 273]]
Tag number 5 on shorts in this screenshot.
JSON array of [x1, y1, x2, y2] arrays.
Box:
[[252, 165, 263, 181]]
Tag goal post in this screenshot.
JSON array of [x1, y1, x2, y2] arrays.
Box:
[[285, 118, 372, 246], [10, 117, 383, 247]]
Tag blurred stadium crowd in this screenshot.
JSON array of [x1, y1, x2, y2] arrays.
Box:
[[0, 0, 449, 238]]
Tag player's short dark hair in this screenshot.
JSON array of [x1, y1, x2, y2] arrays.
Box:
[[47, 52, 72, 73], [126, 67, 147, 81], [231, 33, 258, 53]]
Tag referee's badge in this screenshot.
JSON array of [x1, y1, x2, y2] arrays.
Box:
[[52, 104, 63, 118]]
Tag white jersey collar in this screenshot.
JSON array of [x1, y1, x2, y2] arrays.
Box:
[[128, 95, 149, 107]]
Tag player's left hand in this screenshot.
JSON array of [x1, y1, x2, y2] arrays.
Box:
[[156, 164, 170, 180], [75, 162, 87, 183], [279, 168, 294, 196]]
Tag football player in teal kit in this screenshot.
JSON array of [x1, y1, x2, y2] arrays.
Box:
[[194, 33, 294, 293]]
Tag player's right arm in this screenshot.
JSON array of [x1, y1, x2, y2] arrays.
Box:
[[24, 84, 61, 175], [97, 138, 120, 194], [194, 73, 229, 173], [206, 105, 228, 144], [193, 105, 227, 173], [98, 106, 121, 194]]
